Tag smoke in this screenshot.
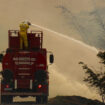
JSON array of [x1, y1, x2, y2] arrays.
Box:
[[42, 27, 101, 100], [0, 0, 103, 102], [49, 64, 100, 99]]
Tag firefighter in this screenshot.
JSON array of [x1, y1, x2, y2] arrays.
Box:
[[19, 21, 31, 49]]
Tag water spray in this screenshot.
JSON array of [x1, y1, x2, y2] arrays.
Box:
[[31, 23, 98, 53]]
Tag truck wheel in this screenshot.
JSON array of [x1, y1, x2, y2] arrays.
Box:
[[36, 96, 48, 104], [42, 96, 48, 104], [2, 69, 13, 82], [1, 95, 13, 103], [35, 70, 47, 82], [36, 96, 41, 104], [6, 48, 13, 53]]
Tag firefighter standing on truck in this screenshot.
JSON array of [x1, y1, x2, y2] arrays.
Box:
[[19, 21, 31, 49]]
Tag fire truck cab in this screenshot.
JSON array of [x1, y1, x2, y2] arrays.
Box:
[[0, 30, 54, 104]]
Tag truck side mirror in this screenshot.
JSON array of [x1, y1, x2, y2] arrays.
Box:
[[50, 54, 54, 64], [0, 54, 3, 63]]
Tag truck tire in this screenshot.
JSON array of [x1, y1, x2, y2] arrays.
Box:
[[36, 96, 41, 104], [36, 96, 48, 104], [1, 95, 13, 103], [35, 70, 47, 82], [6, 48, 13, 53], [2, 69, 13, 82], [42, 96, 48, 104]]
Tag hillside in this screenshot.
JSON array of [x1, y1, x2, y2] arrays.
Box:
[[48, 96, 105, 105]]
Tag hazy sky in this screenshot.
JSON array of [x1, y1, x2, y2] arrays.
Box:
[[0, 0, 105, 50]]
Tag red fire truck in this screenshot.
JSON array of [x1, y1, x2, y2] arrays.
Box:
[[0, 30, 54, 104]]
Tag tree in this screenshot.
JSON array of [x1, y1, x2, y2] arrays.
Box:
[[97, 51, 105, 64], [79, 51, 105, 103]]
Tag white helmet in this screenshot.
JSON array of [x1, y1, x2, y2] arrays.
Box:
[[23, 20, 31, 25]]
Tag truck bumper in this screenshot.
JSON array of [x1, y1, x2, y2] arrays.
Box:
[[1, 92, 48, 96]]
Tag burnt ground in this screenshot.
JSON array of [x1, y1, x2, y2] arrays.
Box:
[[1, 96, 105, 105]]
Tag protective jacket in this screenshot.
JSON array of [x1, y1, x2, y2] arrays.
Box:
[[19, 22, 29, 49]]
